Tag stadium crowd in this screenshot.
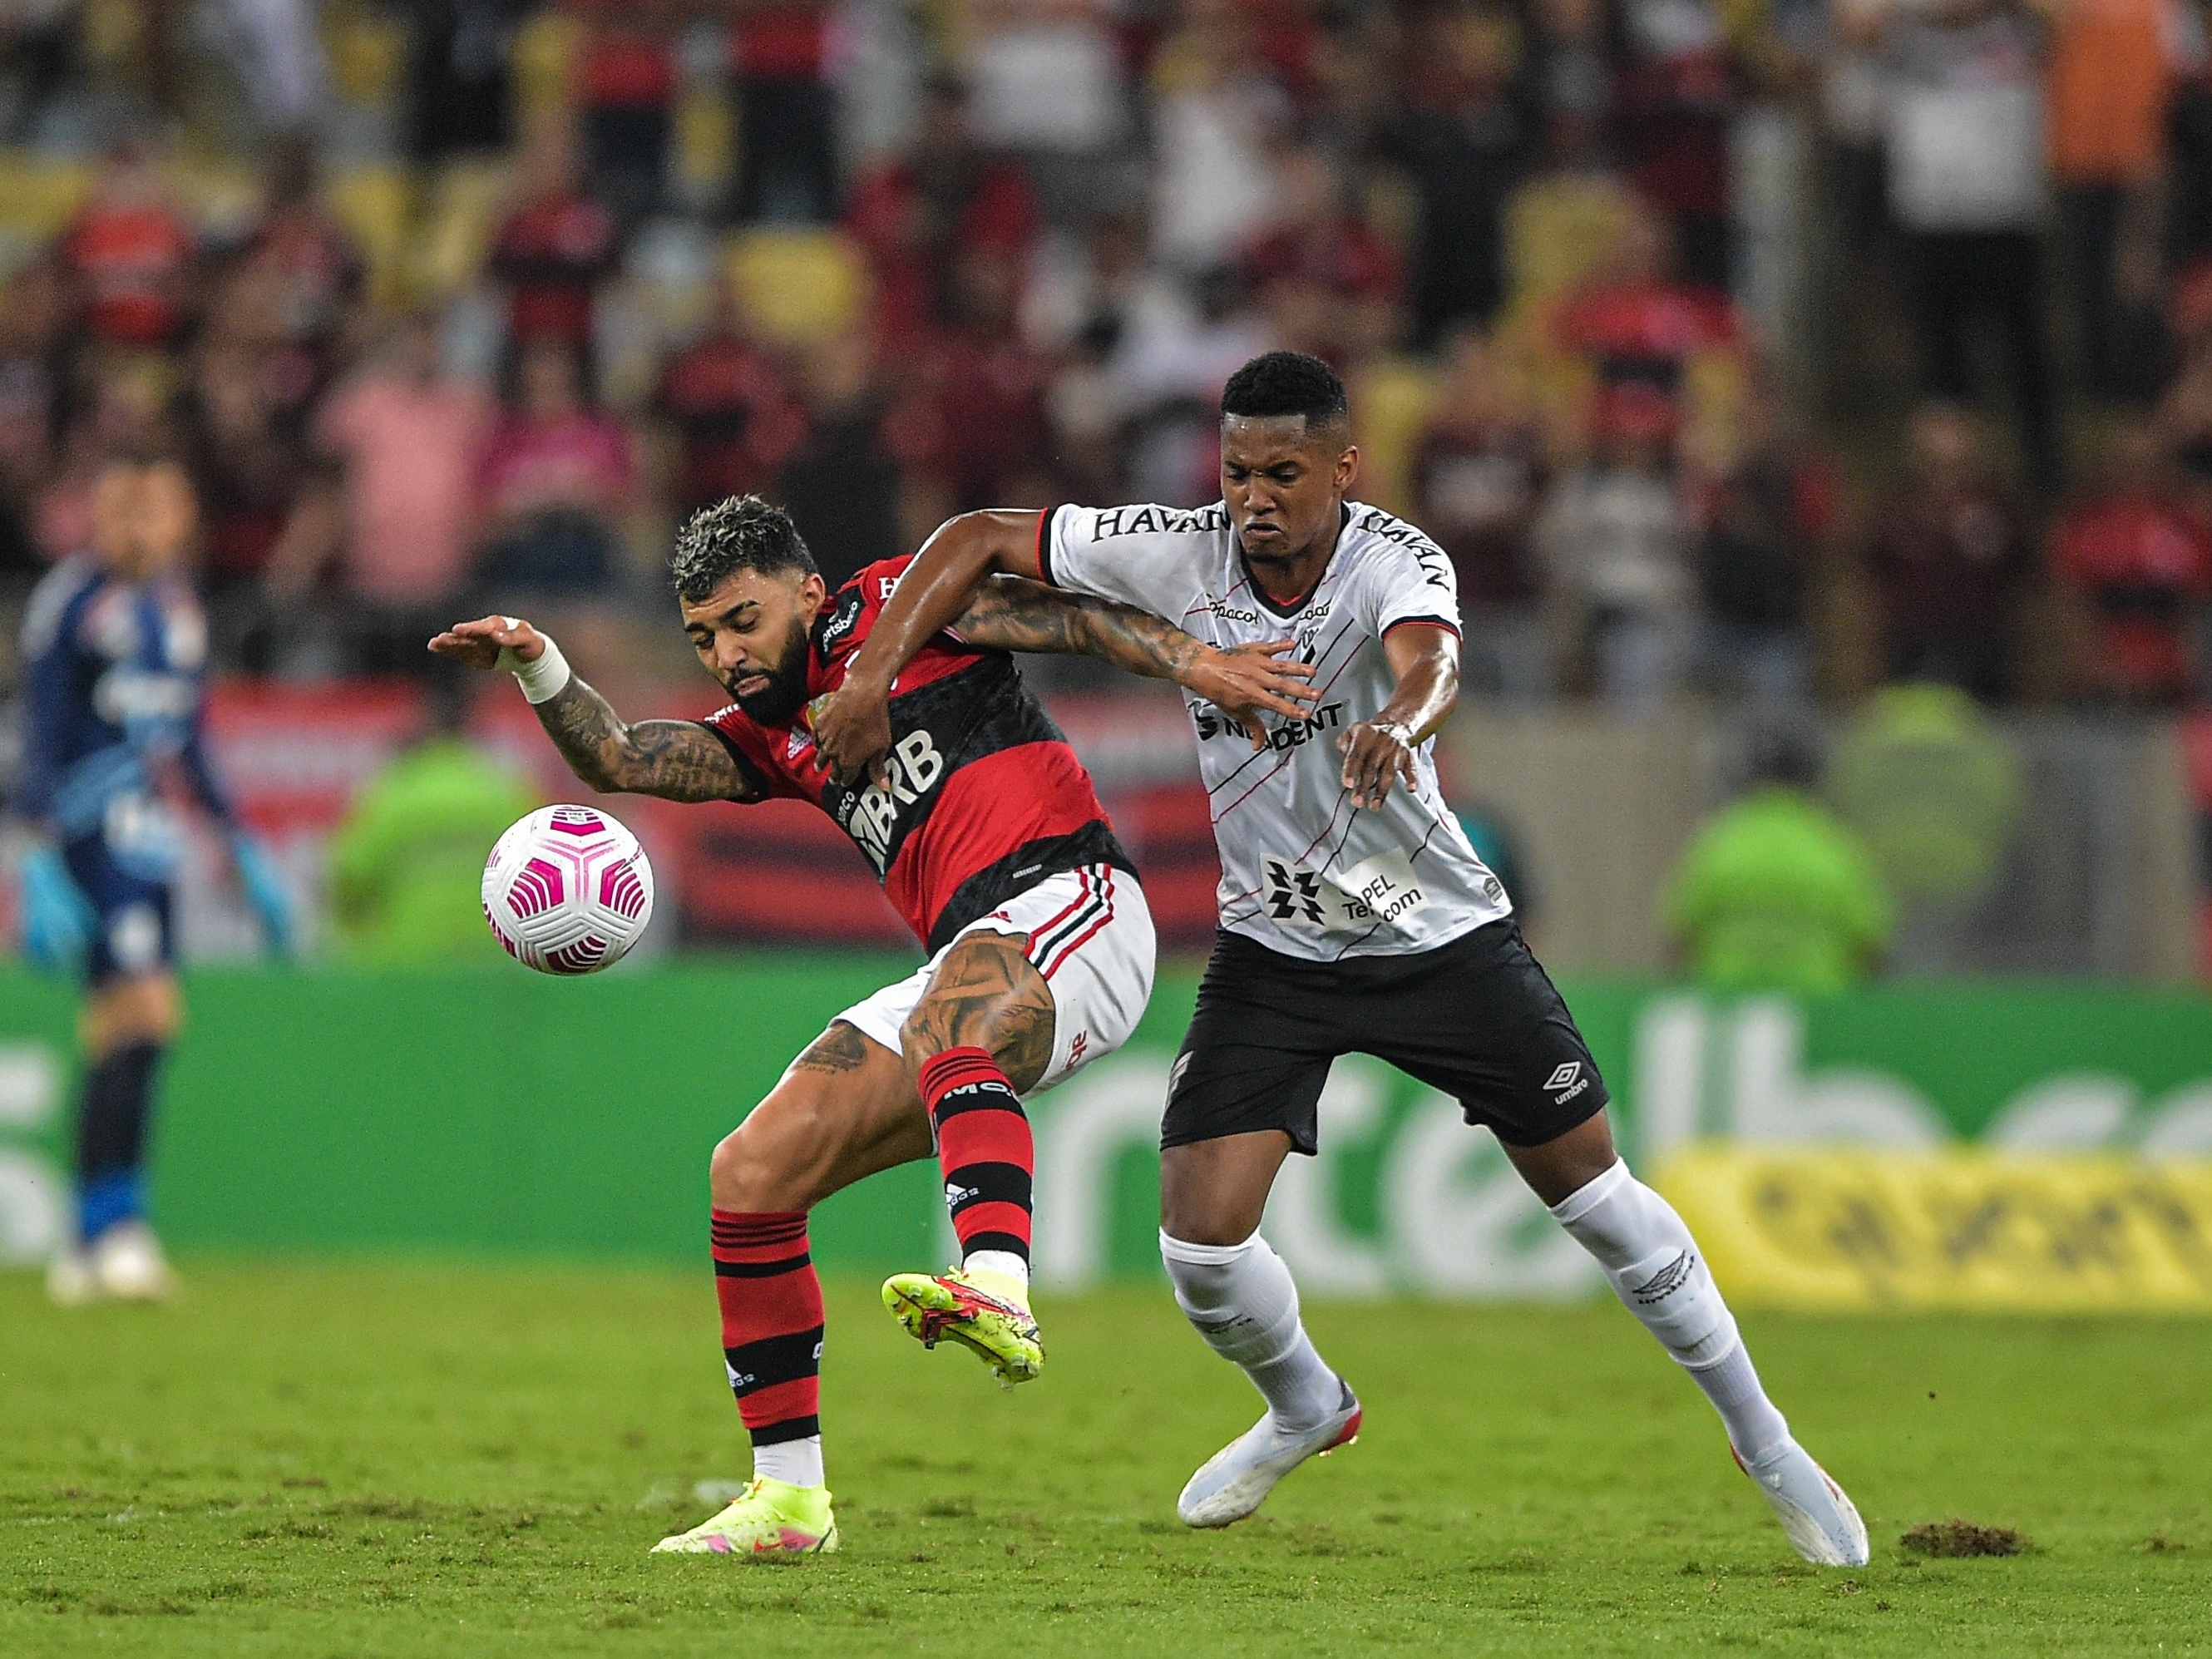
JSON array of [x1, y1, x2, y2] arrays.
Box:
[[0, 0, 2206, 723]]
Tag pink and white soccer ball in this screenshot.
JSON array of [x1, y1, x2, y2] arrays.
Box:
[[481, 805, 654, 975]]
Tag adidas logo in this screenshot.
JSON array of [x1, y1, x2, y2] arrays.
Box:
[[946, 1183, 979, 1207]]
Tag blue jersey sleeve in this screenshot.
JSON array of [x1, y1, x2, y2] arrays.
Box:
[[176, 712, 235, 827], [14, 571, 84, 827]]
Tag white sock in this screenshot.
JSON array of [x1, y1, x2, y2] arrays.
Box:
[[1549, 1160, 1790, 1459], [751, 1434, 824, 1489], [962, 1248, 1029, 1296], [1159, 1228, 1342, 1432]]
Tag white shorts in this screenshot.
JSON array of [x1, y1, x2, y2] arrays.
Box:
[[837, 864, 1156, 1097]]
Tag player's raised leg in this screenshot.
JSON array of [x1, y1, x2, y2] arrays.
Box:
[[1505, 1111, 1869, 1568], [876, 867, 1155, 1385], [651, 1020, 931, 1557], [1158, 1130, 1361, 1528]]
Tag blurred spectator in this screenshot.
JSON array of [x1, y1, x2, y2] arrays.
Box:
[[1415, 327, 1552, 698], [1693, 373, 1845, 707], [1875, 0, 2060, 483], [218, 136, 366, 417], [1385, 3, 1530, 345], [890, 249, 1054, 516], [326, 679, 540, 964], [1664, 727, 1894, 995], [960, 0, 1131, 215], [571, 2, 677, 225], [488, 112, 622, 350], [185, 336, 319, 669], [1612, 0, 1739, 289], [1147, 0, 1292, 274], [777, 328, 902, 589], [57, 141, 198, 353], [1238, 146, 1404, 363], [2157, 321, 2212, 493], [654, 279, 806, 519], [278, 312, 496, 674], [2049, 421, 2212, 704], [730, 0, 838, 224], [405, 0, 523, 163], [478, 337, 636, 601], [1862, 402, 2035, 701], [1554, 210, 1740, 433], [2046, 0, 2182, 402], [0, 259, 67, 575], [34, 363, 172, 566], [845, 72, 1040, 351], [1536, 380, 1694, 709]]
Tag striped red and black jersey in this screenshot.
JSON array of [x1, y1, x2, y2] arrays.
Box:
[[699, 554, 1135, 951]]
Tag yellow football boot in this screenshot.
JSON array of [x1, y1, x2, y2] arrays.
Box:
[[881, 1266, 1044, 1387], [649, 1477, 839, 1557]]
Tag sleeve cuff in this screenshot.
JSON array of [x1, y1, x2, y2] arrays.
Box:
[[1034, 506, 1059, 586], [694, 718, 773, 802], [1381, 615, 1463, 639]]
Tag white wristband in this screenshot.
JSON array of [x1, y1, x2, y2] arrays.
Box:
[[496, 624, 571, 704]]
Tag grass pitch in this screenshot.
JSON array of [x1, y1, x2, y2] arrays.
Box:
[[2, 1262, 2207, 1657]]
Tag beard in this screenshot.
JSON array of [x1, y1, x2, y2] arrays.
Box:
[[731, 614, 816, 728]]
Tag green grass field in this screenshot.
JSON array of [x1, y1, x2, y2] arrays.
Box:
[[2, 1262, 2206, 1657]]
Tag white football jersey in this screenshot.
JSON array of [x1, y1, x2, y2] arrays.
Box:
[[1041, 500, 1513, 960]]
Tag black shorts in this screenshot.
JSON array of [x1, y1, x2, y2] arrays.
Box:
[[1161, 919, 1609, 1156]]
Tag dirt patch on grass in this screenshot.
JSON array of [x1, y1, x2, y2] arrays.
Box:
[[1900, 1519, 2027, 1558]]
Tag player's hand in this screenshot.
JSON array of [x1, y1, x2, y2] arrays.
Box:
[[429, 615, 546, 671], [809, 670, 895, 789], [1338, 719, 1419, 811], [1186, 640, 1318, 752], [231, 832, 296, 957], [16, 842, 93, 974]]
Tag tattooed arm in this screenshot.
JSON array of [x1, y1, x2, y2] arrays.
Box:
[[428, 615, 758, 802], [952, 575, 1316, 713], [813, 568, 1319, 780]]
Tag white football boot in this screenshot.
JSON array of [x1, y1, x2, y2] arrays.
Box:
[[1178, 1380, 1362, 1528], [90, 1222, 176, 1302], [1740, 1439, 1869, 1566]]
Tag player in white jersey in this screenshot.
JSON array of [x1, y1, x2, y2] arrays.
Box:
[[812, 351, 1868, 1568]]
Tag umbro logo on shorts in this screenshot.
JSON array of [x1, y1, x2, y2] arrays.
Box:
[[1545, 1062, 1581, 1093]]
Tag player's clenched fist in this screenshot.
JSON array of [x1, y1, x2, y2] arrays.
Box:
[[430, 615, 549, 669], [1338, 718, 1417, 811], [1186, 640, 1318, 752]]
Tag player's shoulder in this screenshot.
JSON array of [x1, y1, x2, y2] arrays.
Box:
[[1341, 501, 1450, 564], [1052, 501, 1232, 552], [20, 556, 98, 659]]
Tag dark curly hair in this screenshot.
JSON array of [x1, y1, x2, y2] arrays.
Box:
[[1220, 350, 1349, 431], [669, 495, 818, 601]]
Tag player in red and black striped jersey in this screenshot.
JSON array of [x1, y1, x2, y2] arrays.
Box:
[[432, 495, 1315, 1558]]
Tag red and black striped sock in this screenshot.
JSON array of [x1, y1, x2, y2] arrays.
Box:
[[710, 1209, 825, 1459], [919, 1045, 1033, 1267]]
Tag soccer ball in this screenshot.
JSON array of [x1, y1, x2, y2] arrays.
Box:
[[481, 805, 654, 975]]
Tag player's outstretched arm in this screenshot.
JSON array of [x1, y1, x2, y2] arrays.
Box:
[[812, 510, 1042, 781], [429, 616, 757, 803], [1338, 621, 1461, 811], [951, 576, 1316, 743]]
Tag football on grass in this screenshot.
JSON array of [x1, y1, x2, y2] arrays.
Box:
[[482, 805, 654, 975]]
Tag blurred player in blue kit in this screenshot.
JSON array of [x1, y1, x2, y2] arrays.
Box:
[[13, 455, 293, 1302]]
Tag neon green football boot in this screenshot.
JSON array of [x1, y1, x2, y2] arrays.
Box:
[[649, 1477, 839, 1557], [881, 1266, 1044, 1387]]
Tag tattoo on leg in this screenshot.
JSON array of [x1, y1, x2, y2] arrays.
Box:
[[792, 1020, 875, 1074], [904, 935, 1057, 1094]]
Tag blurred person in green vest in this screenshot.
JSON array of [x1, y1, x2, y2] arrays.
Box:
[[327, 671, 539, 963], [1665, 728, 1893, 995]]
